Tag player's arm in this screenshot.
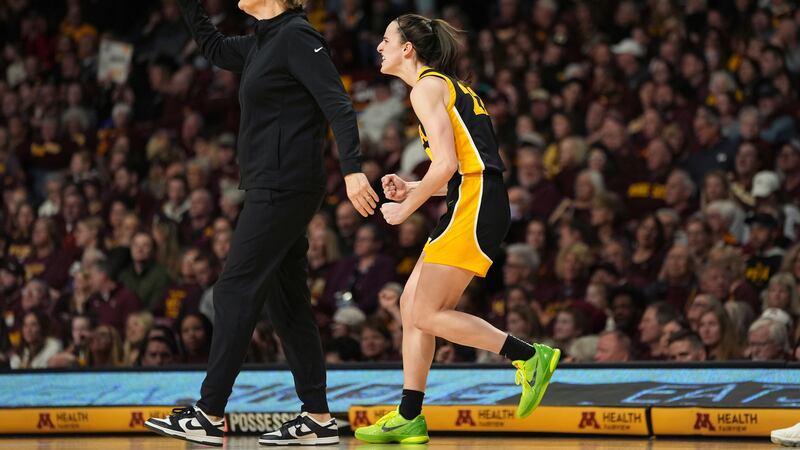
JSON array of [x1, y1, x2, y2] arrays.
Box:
[[400, 78, 458, 210], [405, 180, 447, 197]]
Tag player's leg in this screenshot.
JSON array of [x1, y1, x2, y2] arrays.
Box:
[[411, 262, 560, 419], [355, 255, 433, 444]]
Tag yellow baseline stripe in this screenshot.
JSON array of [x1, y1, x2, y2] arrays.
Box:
[[349, 405, 649, 435], [651, 407, 800, 437], [0, 406, 176, 434]]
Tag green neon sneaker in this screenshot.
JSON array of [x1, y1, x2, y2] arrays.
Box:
[[513, 342, 560, 419], [354, 409, 430, 444]]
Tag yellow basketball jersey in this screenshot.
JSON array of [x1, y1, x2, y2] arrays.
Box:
[[416, 68, 505, 175]]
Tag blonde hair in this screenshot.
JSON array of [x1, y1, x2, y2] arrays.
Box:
[[555, 242, 594, 280], [763, 272, 800, 317]]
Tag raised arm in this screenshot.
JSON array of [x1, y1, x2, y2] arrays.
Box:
[[177, 0, 254, 73]]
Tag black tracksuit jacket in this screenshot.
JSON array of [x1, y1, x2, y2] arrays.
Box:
[[178, 0, 362, 191]]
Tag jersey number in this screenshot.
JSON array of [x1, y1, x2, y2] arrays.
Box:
[[457, 82, 488, 116]]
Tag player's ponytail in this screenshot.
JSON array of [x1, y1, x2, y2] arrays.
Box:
[[396, 14, 465, 81]]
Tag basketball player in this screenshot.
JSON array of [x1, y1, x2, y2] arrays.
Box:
[[355, 14, 560, 444]]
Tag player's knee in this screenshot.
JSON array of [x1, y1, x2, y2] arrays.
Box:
[[412, 311, 434, 334], [399, 293, 414, 316]]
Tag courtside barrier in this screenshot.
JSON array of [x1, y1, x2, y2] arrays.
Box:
[[1, 362, 797, 436]]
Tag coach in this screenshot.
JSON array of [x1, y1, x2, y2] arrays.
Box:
[[152, 0, 378, 442]]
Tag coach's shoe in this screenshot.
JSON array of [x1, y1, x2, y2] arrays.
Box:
[[354, 409, 429, 444], [258, 412, 339, 446], [144, 405, 224, 447], [514, 342, 561, 419], [772, 422, 800, 447]]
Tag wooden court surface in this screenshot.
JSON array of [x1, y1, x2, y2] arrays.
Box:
[[0, 436, 780, 449]]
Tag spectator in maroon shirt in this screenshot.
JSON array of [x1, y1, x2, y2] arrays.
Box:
[[334, 201, 364, 257], [321, 223, 396, 316], [597, 117, 641, 196], [550, 169, 603, 226], [625, 138, 670, 218], [591, 191, 626, 246], [58, 190, 87, 250], [506, 186, 534, 243], [777, 139, 800, 209], [664, 169, 697, 221], [87, 259, 142, 334], [630, 214, 666, 281], [5, 201, 35, 262], [515, 146, 561, 221], [0, 258, 25, 310], [23, 217, 72, 290], [20, 116, 75, 199], [180, 188, 215, 249], [105, 165, 157, 225], [601, 239, 647, 289], [152, 247, 203, 323], [646, 243, 697, 312]]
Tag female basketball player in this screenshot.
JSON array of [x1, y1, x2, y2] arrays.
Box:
[[355, 15, 560, 444]]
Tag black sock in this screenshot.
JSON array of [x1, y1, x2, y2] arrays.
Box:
[[500, 334, 536, 361], [399, 389, 424, 420]]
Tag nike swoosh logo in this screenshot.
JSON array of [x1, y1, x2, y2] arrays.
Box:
[[380, 424, 406, 432], [314, 47, 323, 53], [185, 420, 206, 431], [294, 427, 316, 437]]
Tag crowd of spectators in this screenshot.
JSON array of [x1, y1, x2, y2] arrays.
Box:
[[1, 0, 800, 369]]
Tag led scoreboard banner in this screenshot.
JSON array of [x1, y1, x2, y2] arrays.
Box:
[[0, 364, 797, 436]]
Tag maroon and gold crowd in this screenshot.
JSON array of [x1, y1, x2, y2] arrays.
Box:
[[1, 0, 800, 369]]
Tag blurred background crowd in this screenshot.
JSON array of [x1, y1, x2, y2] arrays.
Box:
[[1, 0, 800, 369]]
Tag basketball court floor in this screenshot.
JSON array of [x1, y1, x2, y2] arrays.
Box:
[[0, 436, 779, 449]]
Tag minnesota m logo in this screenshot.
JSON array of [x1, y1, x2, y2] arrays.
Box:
[[578, 411, 600, 429], [352, 410, 371, 428], [455, 409, 476, 426], [694, 413, 716, 431], [36, 413, 55, 429], [129, 412, 145, 428]]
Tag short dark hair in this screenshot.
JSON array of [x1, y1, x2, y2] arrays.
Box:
[[668, 329, 704, 350], [647, 301, 679, 326], [608, 284, 647, 309], [137, 336, 179, 366]]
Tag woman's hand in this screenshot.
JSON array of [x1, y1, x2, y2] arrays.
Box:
[[381, 202, 411, 225], [381, 174, 409, 201], [344, 173, 379, 217]]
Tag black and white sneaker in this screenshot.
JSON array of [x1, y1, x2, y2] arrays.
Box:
[[258, 412, 339, 446], [144, 406, 225, 447]]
